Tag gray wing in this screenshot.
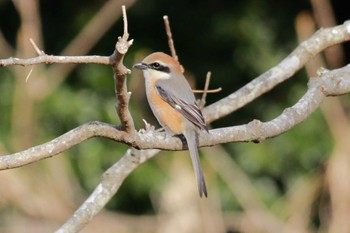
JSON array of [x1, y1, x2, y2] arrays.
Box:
[[156, 78, 207, 131]]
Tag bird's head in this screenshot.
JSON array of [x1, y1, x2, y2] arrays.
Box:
[[133, 52, 182, 80]]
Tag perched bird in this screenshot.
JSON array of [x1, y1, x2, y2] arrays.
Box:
[[134, 52, 208, 197]]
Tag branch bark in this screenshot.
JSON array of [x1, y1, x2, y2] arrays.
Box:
[[0, 55, 111, 67]]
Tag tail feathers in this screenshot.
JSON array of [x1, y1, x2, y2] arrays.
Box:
[[184, 130, 207, 198]]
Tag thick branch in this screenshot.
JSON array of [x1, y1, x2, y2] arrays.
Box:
[[0, 122, 124, 170]]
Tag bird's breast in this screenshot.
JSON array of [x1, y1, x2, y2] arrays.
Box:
[[145, 79, 184, 134]]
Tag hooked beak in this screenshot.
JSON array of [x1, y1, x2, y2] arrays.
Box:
[[133, 62, 148, 70]]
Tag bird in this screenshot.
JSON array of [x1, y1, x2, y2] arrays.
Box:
[[133, 52, 208, 197]]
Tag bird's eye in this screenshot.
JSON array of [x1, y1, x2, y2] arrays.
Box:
[[152, 62, 161, 69], [149, 62, 170, 73]]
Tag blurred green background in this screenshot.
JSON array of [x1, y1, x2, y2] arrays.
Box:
[[1, 0, 350, 232]]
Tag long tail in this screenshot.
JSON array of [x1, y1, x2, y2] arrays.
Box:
[[184, 129, 207, 197]]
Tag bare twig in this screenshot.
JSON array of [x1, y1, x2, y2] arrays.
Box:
[[163, 15, 185, 73], [111, 5, 135, 133], [163, 15, 178, 61], [198, 71, 212, 109], [29, 38, 44, 55], [25, 67, 34, 82], [0, 55, 110, 67], [193, 87, 222, 94]]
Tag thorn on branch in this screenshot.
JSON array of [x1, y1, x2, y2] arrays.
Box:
[[29, 38, 45, 55], [25, 67, 34, 82]]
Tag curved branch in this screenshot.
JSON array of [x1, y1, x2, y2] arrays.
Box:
[[0, 122, 124, 170], [203, 20, 350, 123], [200, 65, 350, 145]]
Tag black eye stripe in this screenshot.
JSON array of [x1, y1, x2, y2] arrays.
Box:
[[149, 62, 170, 73]]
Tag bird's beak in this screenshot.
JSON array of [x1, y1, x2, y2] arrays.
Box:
[[133, 62, 148, 70]]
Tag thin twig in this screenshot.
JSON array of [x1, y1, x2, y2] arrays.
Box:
[[0, 55, 111, 67], [163, 15, 178, 61], [29, 38, 44, 55], [122, 5, 129, 37], [198, 71, 212, 109], [25, 67, 34, 82], [163, 15, 185, 73], [193, 88, 222, 94]]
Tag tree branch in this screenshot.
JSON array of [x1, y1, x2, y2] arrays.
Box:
[[163, 15, 179, 62], [0, 55, 110, 67], [0, 122, 124, 170], [110, 5, 135, 133], [203, 20, 350, 123], [198, 71, 212, 109], [2, 62, 350, 170]]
